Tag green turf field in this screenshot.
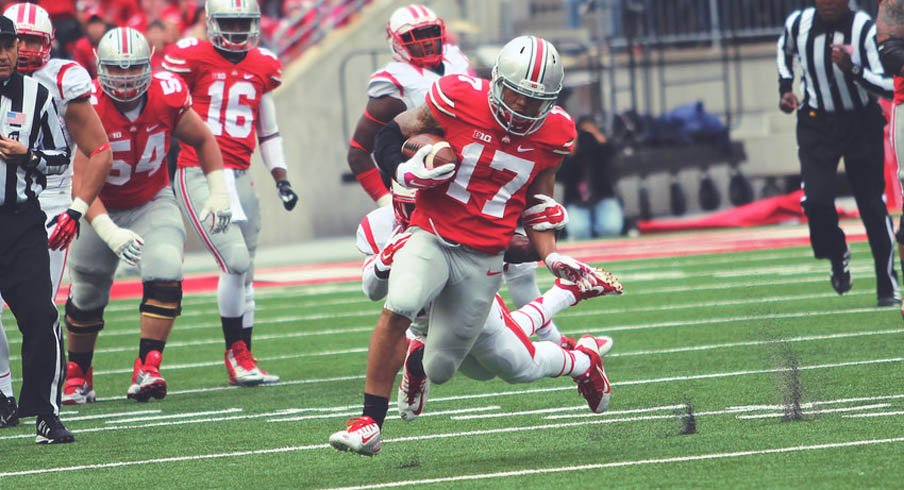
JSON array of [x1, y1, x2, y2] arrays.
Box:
[[2, 240, 903, 489]]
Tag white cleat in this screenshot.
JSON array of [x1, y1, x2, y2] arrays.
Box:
[[329, 416, 382, 456]]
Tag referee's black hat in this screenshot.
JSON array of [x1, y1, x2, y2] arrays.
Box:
[[0, 16, 17, 38]]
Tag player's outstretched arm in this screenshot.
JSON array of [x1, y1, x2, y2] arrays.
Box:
[[348, 96, 406, 206], [175, 108, 232, 234], [256, 93, 298, 211], [67, 98, 112, 209]]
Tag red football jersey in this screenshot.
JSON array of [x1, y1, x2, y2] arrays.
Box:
[[414, 74, 576, 254], [162, 38, 282, 170], [91, 72, 191, 209], [896, 76, 904, 105]]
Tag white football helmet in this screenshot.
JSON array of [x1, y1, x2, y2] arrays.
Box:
[[387, 4, 445, 68], [3, 3, 53, 73], [490, 36, 564, 136], [206, 0, 261, 53], [96, 28, 153, 102], [391, 180, 417, 227]]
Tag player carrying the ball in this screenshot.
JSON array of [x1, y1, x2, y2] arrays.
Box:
[[330, 36, 612, 456]]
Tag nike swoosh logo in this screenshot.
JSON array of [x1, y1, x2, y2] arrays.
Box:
[[146, 124, 160, 132], [516, 145, 534, 153], [486, 270, 502, 276], [361, 433, 377, 444], [243, 74, 255, 80]]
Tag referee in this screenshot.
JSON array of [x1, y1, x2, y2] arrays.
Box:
[[778, 0, 900, 307], [0, 16, 105, 444]]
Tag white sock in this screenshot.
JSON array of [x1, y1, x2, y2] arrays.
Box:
[[217, 272, 246, 318], [0, 321, 13, 398], [535, 321, 563, 344], [509, 286, 577, 338], [532, 341, 591, 378], [242, 283, 255, 329], [503, 262, 541, 308]]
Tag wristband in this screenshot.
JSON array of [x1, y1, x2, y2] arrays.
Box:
[[69, 197, 89, 215], [355, 167, 390, 202], [89, 143, 110, 158]]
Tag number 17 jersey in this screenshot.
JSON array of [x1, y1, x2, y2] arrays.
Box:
[[416, 74, 576, 254], [163, 38, 282, 170]]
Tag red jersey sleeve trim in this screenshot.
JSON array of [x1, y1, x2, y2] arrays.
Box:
[[360, 215, 380, 254], [428, 81, 456, 119], [363, 108, 388, 125]]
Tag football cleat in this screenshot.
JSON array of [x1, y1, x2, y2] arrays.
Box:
[[398, 337, 429, 422], [329, 416, 382, 456], [0, 396, 18, 428], [225, 340, 279, 386], [573, 335, 613, 413], [62, 361, 95, 405], [127, 350, 167, 402], [35, 414, 75, 444], [830, 248, 852, 295]]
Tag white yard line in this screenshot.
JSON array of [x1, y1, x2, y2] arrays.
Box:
[[844, 411, 904, 418], [267, 406, 501, 423], [62, 409, 161, 422], [323, 437, 904, 490], [105, 408, 243, 424], [734, 404, 891, 419], [451, 404, 686, 421]]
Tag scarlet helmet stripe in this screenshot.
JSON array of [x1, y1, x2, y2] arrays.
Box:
[[27, 3, 36, 24], [530, 37, 545, 83], [417, 5, 430, 17], [15, 4, 24, 23], [120, 28, 130, 54], [406, 5, 418, 18]]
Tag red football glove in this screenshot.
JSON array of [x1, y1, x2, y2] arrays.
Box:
[[376, 230, 412, 271], [522, 194, 568, 231], [47, 209, 82, 251]]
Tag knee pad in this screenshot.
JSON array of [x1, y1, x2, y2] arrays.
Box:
[[140, 281, 183, 319], [65, 298, 104, 334]]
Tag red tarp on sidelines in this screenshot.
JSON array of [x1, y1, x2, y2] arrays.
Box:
[[637, 189, 859, 233]]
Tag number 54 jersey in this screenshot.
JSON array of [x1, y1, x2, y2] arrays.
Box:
[[415, 74, 577, 254], [162, 37, 282, 170], [90, 73, 192, 209]]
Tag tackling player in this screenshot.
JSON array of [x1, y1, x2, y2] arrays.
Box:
[[329, 185, 620, 455], [0, 3, 112, 424], [62, 28, 231, 404], [163, 0, 297, 385], [331, 36, 606, 455]]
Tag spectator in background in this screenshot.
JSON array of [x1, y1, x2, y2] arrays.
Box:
[[39, 0, 80, 55], [558, 116, 624, 239], [272, 0, 318, 53], [146, 19, 167, 71], [70, 11, 106, 78]]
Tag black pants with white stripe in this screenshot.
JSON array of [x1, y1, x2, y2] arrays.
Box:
[[796, 103, 899, 298], [0, 201, 63, 417]]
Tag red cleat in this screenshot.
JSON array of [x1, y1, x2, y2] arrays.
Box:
[[127, 350, 167, 402]]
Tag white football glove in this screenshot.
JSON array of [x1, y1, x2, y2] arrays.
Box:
[[523, 194, 569, 231], [200, 169, 232, 234], [395, 144, 456, 190], [545, 252, 595, 287], [91, 214, 144, 266]]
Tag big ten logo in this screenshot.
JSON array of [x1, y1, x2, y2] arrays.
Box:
[[472, 130, 492, 144]]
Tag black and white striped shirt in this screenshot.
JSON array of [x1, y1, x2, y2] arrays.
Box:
[[777, 7, 893, 113], [0, 72, 69, 209]]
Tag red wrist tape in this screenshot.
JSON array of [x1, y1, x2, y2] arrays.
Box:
[[89, 143, 110, 157], [355, 167, 389, 202]]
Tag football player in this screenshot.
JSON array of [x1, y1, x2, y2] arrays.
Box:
[[62, 27, 231, 404], [0, 3, 112, 423], [331, 36, 606, 455], [163, 0, 296, 386], [329, 184, 620, 455], [347, 4, 468, 208]]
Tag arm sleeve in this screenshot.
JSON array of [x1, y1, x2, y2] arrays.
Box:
[[855, 23, 895, 97], [32, 97, 71, 176], [257, 92, 287, 172], [777, 10, 801, 95]]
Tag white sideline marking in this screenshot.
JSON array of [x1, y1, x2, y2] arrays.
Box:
[[727, 393, 904, 412], [267, 406, 501, 423], [734, 404, 890, 419], [324, 437, 904, 490], [106, 408, 243, 424], [62, 409, 161, 422], [844, 411, 904, 418], [451, 404, 686, 421]]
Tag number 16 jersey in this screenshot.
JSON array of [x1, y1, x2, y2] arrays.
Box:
[[163, 37, 282, 170]]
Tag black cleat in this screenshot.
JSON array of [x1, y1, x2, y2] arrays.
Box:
[[877, 295, 902, 307], [0, 396, 18, 428], [830, 249, 852, 295], [35, 414, 75, 444]]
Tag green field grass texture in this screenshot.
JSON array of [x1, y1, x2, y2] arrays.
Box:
[[1, 241, 903, 489]]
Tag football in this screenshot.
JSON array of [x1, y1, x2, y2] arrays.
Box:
[[401, 133, 459, 170]]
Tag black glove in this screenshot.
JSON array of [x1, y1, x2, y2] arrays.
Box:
[[276, 180, 298, 211]]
